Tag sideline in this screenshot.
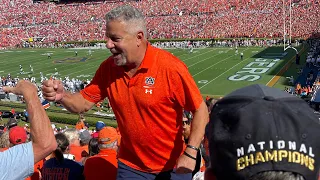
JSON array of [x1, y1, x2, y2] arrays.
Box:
[[266, 45, 305, 87]]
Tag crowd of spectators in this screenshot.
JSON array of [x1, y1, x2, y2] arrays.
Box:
[[1, 72, 90, 101], [0, 0, 319, 48], [0, 96, 210, 179], [281, 39, 320, 113], [0, 113, 120, 179], [1, 80, 319, 179]]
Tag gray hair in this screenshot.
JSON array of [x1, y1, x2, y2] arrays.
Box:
[[105, 5, 147, 38], [250, 171, 305, 180], [98, 139, 117, 150], [63, 128, 80, 144]]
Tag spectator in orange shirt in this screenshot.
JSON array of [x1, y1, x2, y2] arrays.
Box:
[[84, 127, 119, 180], [64, 128, 88, 162], [75, 114, 85, 130], [41, 5, 208, 179]]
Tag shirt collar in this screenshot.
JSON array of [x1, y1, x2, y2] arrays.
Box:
[[138, 42, 156, 70]]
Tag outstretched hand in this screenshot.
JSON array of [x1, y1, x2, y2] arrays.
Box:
[[41, 79, 64, 102]]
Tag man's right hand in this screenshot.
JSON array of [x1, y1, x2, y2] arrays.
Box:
[[41, 79, 64, 102]]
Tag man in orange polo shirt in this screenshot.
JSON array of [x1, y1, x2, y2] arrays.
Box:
[[41, 5, 208, 180], [84, 126, 118, 180]]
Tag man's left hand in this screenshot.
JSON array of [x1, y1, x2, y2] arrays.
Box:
[[176, 148, 197, 174]]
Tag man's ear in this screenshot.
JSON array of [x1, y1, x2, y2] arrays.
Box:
[[136, 31, 144, 46]]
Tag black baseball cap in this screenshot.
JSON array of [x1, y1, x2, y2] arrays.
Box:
[[207, 84, 320, 180]]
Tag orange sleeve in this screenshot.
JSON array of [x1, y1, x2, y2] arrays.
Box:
[[80, 59, 110, 103], [169, 61, 203, 111]]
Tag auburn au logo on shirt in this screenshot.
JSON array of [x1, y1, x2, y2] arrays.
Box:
[[144, 76, 155, 94], [145, 77, 155, 86]]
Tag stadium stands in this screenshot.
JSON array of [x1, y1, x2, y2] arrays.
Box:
[[0, 0, 319, 48]]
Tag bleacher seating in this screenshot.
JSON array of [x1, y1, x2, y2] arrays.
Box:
[[0, 0, 319, 48]]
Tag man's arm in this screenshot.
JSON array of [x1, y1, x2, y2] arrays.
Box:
[[41, 79, 95, 113], [25, 92, 57, 163], [4, 80, 57, 163], [185, 101, 209, 155], [58, 92, 95, 113], [176, 101, 209, 173]]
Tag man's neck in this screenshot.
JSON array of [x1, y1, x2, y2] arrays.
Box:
[[124, 42, 148, 77]]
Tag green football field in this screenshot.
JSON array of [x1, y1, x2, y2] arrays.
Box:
[[0, 45, 306, 97]]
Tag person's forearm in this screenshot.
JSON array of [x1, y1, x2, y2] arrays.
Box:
[[25, 93, 57, 163], [59, 92, 92, 113], [186, 101, 209, 153]]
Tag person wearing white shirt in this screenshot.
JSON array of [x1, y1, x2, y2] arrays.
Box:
[[1, 80, 57, 180]]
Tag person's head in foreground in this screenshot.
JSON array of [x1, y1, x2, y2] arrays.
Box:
[[206, 84, 320, 180]]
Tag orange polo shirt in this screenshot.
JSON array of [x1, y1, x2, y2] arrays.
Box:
[[80, 43, 203, 172], [83, 149, 118, 180]]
